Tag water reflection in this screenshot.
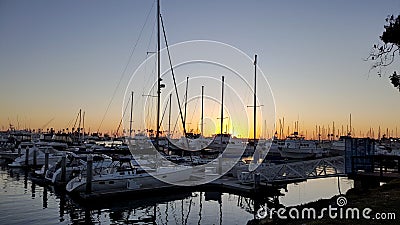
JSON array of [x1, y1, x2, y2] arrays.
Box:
[[43, 187, 48, 209], [279, 177, 353, 206], [52, 190, 270, 225], [197, 192, 202, 225], [0, 165, 354, 225], [59, 190, 66, 222], [31, 181, 35, 198]]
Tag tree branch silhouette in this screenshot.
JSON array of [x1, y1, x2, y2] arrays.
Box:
[[366, 14, 400, 91]]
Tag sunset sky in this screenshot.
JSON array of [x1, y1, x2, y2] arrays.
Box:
[[1, 0, 400, 138]]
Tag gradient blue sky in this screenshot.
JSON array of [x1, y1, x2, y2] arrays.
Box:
[[1, 0, 399, 137]]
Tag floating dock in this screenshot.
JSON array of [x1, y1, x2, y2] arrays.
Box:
[[72, 175, 282, 202]]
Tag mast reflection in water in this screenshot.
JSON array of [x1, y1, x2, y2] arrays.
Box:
[[0, 166, 266, 225], [0, 164, 353, 224]]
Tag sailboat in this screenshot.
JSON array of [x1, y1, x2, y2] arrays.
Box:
[[67, 0, 193, 193], [66, 159, 192, 193], [8, 145, 63, 167], [44, 152, 113, 184], [277, 132, 326, 159], [167, 85, 211, 153]]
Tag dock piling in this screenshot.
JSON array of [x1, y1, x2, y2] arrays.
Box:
[[218, 157, 222, 175], [254, 173, 260, 188], [86, 154, 93, 194], [33, 148, 37, 167], [44, 149, 49, 175], [25, 147, 29, 166], [60, 152, 67, 183]]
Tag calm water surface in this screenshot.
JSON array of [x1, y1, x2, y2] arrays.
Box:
[[0, 165, 353, 224]]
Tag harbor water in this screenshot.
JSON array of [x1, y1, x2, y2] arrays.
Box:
[[0, 165, 353, 225]]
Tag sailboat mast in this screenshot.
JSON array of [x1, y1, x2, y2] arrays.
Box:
[[82, 111, 85, 141], [220, 76, 225, 152], [129, 91, 133, 137], [184, 76, 189, 131], [201, 85, 204, 137], [349, 113, 352, 136], [156, 0, 161, 146], [78, 109, 82, 141], [168, 93, 172, 137], [253, 54, 257, 152]]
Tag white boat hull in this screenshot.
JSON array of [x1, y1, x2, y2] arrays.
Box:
[[278, 148, 317, 159], [45, 166, 81, 183], [66, 166, 192, 193], [8, 155, 61, 167]]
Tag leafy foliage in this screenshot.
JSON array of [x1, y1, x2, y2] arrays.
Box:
[[390, 71, 400, 91], [381, 15, 400, 46], [367, 15, 400, 91]]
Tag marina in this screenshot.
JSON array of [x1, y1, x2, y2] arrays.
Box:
[[0, 162, 355, 225], [1, 128, 399, 224], [1, 0, 400, 224]]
